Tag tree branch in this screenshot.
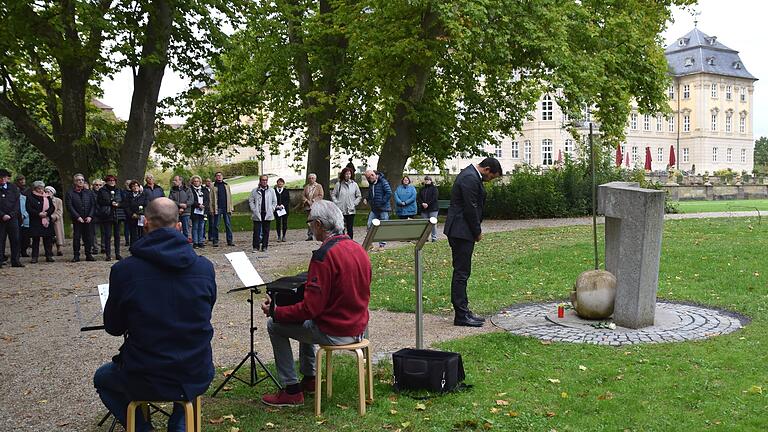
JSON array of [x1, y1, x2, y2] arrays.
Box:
[[0, 92, 60, 160]]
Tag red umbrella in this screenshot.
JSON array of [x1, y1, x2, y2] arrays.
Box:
[[557, 149, 563, 165], [644, 147, 652, 171], [669, 145, 676, 168], [615, 144, 623, 167], [625, 153, 630, 167]]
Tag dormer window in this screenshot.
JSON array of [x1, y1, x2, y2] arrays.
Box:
[[707, 36, 717, 45], [684, 57, 695, 67], [678, 38, 688, 46], [733, 61, 742, 70], [706, 57, 715, 66]]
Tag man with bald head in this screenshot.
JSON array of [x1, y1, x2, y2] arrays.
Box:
[[93, 197, 216, 432]]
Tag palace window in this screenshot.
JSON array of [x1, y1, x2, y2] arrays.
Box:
[[668, 116, 675, 132], [741, 148, 747, 163], [524, 140, 532, 164], [683, 148, 689, 163], [510, 141, 519, 158], [541, 139, 553, 165], [668, 85, 675, 99], [712, 147, 718, 162], [740, 116, 746, 133], [494, 144, 502, 158], [683, 84, 690, 99], [656, 114, 663, 132], [711, 113, 718, 131], [631, 146, 638, 163], [564, 139, 574, 156], [643, 114, 651, 131], [683, 115, 690, 132], [541, 95, 553, 121], [727, 148, 732, 163], [657, 148, 663, 162], [630, 113, 638, 130], [726, 85, 732, 100], [725, 113, 732, 133], [740, 87, 747, 102], [711, 83, 718, 98]]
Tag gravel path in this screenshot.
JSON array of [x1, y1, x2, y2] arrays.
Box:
[[0, 211, 757, 431]]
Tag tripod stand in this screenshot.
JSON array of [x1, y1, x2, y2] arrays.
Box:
[[211, 285, 281, 396]]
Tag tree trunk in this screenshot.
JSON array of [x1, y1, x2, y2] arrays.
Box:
[[118, 0, 173, 183]]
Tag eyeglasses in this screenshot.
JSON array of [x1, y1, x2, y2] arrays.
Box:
[[306, 218, 316, 225], [74, 178, 84, 182]]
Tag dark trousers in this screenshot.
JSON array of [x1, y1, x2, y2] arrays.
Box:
[[344, 214, 355, 239], [31, 236, 53, 259], [448, 236, 475, 317], [100, 221, 122, 257], [274, 214, 288, 239], [127, 220, 143, 245], [0, 218, 21, 265], [72, 221, 94, 258], [252, 220, 271, 250], [205, 212, 213, 240], [19, 226, 30, 255], [91, 222, 100, 253]]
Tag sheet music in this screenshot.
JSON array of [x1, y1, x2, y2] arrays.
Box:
[[276, 208, 287, 217], [225, 251, 265, 287], [97, 284, 110, 311]]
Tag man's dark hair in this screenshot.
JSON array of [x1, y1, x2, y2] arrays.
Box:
[[0, 168, 10, 178], [260, 174, 268, 181], [214, 171, 223, 176], [144, 197, 179, 229], [479, 157, 503, 175]]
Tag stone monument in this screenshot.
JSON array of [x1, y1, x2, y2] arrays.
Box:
[[598, 182, 665, 329]]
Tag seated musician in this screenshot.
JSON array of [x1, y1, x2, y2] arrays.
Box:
[[260, 199, 371, 407], [93, 198, 216, 432]]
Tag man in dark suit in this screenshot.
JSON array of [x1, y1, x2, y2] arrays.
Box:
[[0, 168, 24, 268], [443, 157, 502, 327]]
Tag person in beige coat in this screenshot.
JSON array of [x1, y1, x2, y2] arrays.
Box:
[[301, 173, 324, 240], [45, 186, 65, 256]]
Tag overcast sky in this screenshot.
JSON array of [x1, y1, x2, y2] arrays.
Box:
[[100, 0, 766, 139]]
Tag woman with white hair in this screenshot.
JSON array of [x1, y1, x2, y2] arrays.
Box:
[[45, 186, 65, 256], [26, 181, 55, 263], [301, 173, 324, 241]]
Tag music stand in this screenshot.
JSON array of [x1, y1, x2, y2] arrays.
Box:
[[211, 284, 281, 396]]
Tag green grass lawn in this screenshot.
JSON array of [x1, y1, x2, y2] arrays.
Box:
[[674, 199, 768, 214], [190, 217, 767, 431], [226, 176, 259, 185]]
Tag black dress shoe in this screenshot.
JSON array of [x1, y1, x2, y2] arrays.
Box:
[[227, 242, 235, 247], [454, 317, 484, 327], [11, 262, 24, 268], [45, 257, 55, 263], [71, 256, 81, 263], [468, 312, 486, 322], [115, 255, 122, 260], [105, 256, 112, 261], [85, 255, 96, 262], [30, 258, 38, 264]]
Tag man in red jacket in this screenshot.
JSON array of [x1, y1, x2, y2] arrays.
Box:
[[260, 200, 371, 407]]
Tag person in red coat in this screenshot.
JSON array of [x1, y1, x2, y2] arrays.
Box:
[[260, 200, 371, 407]]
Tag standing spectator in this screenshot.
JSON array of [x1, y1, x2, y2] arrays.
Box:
[[15, 175, 30, 256], [19, 192, 30, 260], [189, 175, 209, 249], [168, 175, 193, 242], [96, 175, 125, 261], [444, 157, 502, 327], [66, 173, 96, 262], [122, 179, 133, 246], [45, 186, 65, 256], [273, 178, 290, 242], [394, 175, 417, 219], [0, 168, 23, 268], [26, 181, 55, 263], [14, 175, 29, 196], [91, 179, 105, 254], [143, 173, 164, 202], [249, 175, 277, 252], [417, 176, 439, 242], [203, 177, 214, 243], [301, 173, 324, 241], [125, 180, 147, 246], [210, 172, 234, 247], [331, 168, 361, 239], [363, 169, 392, 248]]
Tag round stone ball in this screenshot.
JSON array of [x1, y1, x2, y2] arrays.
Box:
[[573, 269, 617, 319]]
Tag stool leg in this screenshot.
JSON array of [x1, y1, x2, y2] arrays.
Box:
[[315, 348, 323, 416], [183, 401, 194, 432], [326, 349, 333, 398], [355, 348, 366, 415], [195, 396, 202, 432], [140, 403, 150, 422], [366, 345, 374, 403], [126, 401, 138, 432]]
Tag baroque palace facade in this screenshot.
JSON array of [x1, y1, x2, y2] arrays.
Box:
[[215, 27, 757, 181]]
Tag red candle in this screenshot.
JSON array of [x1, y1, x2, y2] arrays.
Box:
[[557, 305, 564, 318]]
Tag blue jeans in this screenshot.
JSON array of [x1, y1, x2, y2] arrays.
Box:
[[93, 362, 188, 432], [421, 210, 439, 241], [266, 319, 360, 386], [179, 214, 191, 239], [212, 212, 233, 244], [191, 214, 206, 245], [367, 211, 389, 246]]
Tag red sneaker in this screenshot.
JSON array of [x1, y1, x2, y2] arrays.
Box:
[[261, 390, 304, 407], [301, 377, 316, 394], [187, 238, 193, 244]]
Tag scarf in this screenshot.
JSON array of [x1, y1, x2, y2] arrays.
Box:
[[193, 185, 203, 205], [33, 190, 50, 228]]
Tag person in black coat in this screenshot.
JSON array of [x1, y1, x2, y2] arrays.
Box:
[[0, 168, 24, 268], [124, 180, 147, 246], [188, 175, 209, 248], [273, 178, 290, 242], [443, 157, 502, 327], [93, 198, 216, 432], [66, 173, 96, 262], [417, 175, 439, 242], [26, 181, 55, 263], [96, 175, 126, 261]]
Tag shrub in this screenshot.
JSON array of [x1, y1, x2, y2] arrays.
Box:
[[219, 160, 260, 177]]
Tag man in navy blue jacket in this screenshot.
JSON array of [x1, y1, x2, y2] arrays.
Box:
[[94, 197, 216, 432]]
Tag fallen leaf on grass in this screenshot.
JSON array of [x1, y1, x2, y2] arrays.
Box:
[[316, 419, 327, 425], [496, 392, 507, 397], [495, 400, 509, 406], [578, 365, 587, 371], [336, 404, 349, 410], [547, 378, 560, 384], [209, 417, 224, 424], [746, 385, 763, 395], [222, 414, 237, 423], [506, 411, 518, 417], [401, 421, 411, 429], [222, 369, 235, 377], [265, 422, 276, 428], [597, 391, 614, 400], [390, 409, 398, 415], [561, 392, 568, 399], [229, 428, 239, 432], [415, 403, 426, 411], [545, 411, 556, 417], [490, 407, 501, 414]]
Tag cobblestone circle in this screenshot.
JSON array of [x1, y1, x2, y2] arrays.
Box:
[[491, 301, 749, 346]]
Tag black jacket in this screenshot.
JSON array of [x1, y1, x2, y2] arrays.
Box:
[[0, 183, 21, 220], [125, 191, 148, 221], [417, 184, 439, 212], [96, 186, 126, 222], [189, 186, 210, 216], [443, 165, 486, 241], [66, 187, 96, 221], [104, 227, 216, 400], [25, 193, 55, 237], [274, 186, 290, 215]]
